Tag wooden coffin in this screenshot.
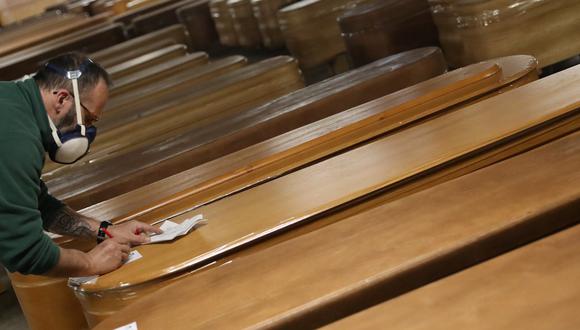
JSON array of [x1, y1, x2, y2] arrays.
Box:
[[47, 48, 445, 209], [0, 0, 63, 26], [278, 0, 372, 69], [177, 0, 219, 50], [80, 55, 537, 228], [72, 59, 579, 323], [110, 52, 209, 97], [228, 0, 262, 48], [338, 0, 439, 67], [90, 24, 190, 67], [0, 22, 126, 80], [106, 44, 189, 80], [429, 0, 580, 68], [112, 0, 179, 25], [328, 218, 580, 329], [210, 0, 238, 46], [251, 0, 295, 49], [132, 0, 210, 39], [8, 55, 529, 326], [0, 13, 110, 57], [91, 131, 580, 330], [103, 55, 246, 121], [44, 56, 303, 190]]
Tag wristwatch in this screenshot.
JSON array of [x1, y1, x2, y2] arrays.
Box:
[[97, 220, 113, 244]]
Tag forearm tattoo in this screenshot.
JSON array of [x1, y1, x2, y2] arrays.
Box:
[[46, 206, 97, 239]]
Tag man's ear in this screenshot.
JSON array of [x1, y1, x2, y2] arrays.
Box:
[[54, 89, 70, 113]]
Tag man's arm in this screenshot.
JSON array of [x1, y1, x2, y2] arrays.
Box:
[[45, 241, 130, 277], [45, 205, 99, 239]]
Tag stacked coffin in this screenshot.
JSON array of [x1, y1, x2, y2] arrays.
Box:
[[3, 1, 579, 330], [429, 0, 580, 68]]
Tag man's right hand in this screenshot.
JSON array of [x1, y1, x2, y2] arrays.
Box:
[[86, 239, 130, 275]]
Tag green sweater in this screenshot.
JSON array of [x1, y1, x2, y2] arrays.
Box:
[[0, 78, 63, 275]]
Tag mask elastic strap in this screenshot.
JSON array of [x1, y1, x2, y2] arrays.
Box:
[[67, 70, 86, 136], [47, 115, 63, 147]]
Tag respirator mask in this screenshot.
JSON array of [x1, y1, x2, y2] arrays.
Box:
[[45, 60, 97, 164]]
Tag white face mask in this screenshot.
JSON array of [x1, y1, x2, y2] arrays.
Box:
[[46, 66, 97, 164]]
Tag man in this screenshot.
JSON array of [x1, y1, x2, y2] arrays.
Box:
[[0, 53, 161, 277]]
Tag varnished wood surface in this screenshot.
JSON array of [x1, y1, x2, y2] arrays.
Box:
[[0, 13, 110, 57], [75, 64, 580, 312], [430, 0, 580, 68], [338, 0, 439, 67], [210, 0, 238, 46], [176, 0, 219, 50], [106, 43, 188, 80], [132, 0, 209, 38], [113, 0, 178, 25], [80, 55, 535, 229], [0, 0, 63, 26], [110, 51, 209, 97], [328, 223, 580, 329], [0, 22, 126, 79], [278, 0, 372, 68], [251, 0, 295, 49], [91, 130, 580, 330], [47, 48, 444, 209], [45, 56, 303, 205], [228, 0, 262, 48], [91, 24, 189, 67]]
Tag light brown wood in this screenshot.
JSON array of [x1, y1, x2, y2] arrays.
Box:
[[0, 22, 126, 79], [91, 24, 190, 68], [327, 221, 580, 329], [46, 48, 445, 208], [278, 0, 372, 69], [106, 43, 188, 80], [44, 56, 303, 200], [110, 51, 209, 97], [430, 0, 580, 68], [0, 13, 110, 57], [0, 0, 63, 26], [79, 55, 536, 228], [74, 63, 580, 321], [91, 130, 580, 329]]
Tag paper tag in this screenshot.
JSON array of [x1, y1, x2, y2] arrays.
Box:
[[114, 321, 138, 330], [147, 214, 205, 244]]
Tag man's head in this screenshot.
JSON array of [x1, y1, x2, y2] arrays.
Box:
[[35, 53, 111, 133]]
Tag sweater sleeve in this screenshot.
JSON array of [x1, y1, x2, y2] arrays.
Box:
[[0, 138, 60, 275]]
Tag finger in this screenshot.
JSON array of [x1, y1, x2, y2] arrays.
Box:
[[121, 251, 129, 262], [119, 243, 131, 254], [137, 222, 163, 234]]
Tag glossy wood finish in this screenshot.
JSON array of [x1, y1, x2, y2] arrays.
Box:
[[329, 223, 580, 329], [339, 0, 439, 67], [0, 22, 126, 80], [106, 44, 188, 80], [91, 24, 189, 67], [228, 0, 262, 48], [110, 51, 209, 97], [91, 131, 580, 330], [45, 57, 303, 204], [75, 63, 580, 320], [92, 55, 247, 135], [177, 0, 219, 50], [0, 13, 110, 57], [132, 0, 208, 38], [210, 0, 238, 46], [430, 0, 580, 68], [278, 0, 372, 69], [113, 0, 178, 25], [80, 55, 536, 229], [251, 0, 294, 49], [0, 0, 62, 26], [48, 48, 444, 209]]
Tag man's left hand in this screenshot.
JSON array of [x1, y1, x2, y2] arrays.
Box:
[[108, 220, 163, 246]]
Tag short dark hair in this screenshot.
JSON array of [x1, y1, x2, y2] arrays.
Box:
[[34, 52, 111, 97]]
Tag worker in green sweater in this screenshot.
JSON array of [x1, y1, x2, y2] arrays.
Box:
[[0, 53, 161, 277]]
